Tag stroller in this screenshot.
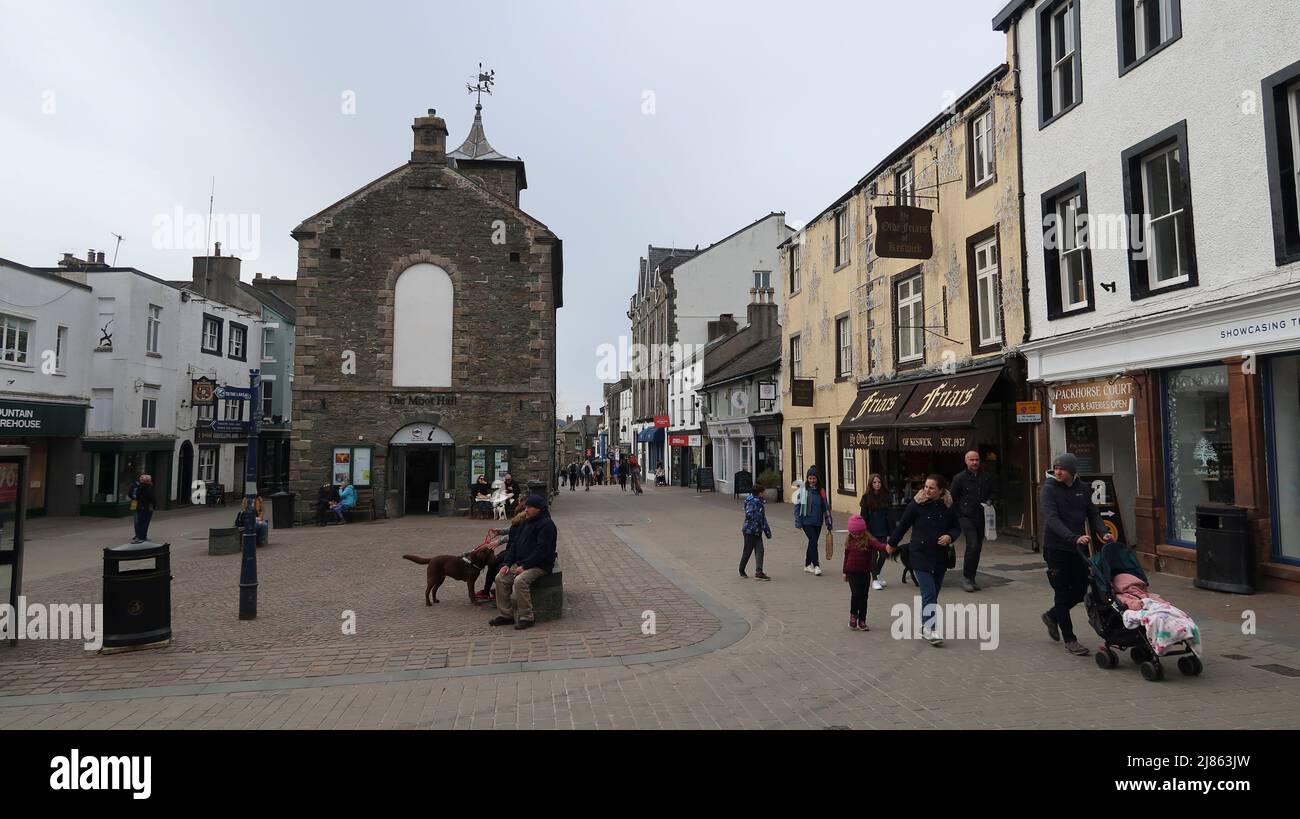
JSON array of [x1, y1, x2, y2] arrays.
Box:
[[1083, 541, 1203, 682]]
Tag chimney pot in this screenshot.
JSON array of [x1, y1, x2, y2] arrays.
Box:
[[87, 249, 95, 263], [412, 109, 449, 164], [214, 241, 222, 257], [97, 251, 106, 264]]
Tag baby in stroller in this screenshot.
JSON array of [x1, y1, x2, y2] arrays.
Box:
[[1085, 541, 1203, 682]]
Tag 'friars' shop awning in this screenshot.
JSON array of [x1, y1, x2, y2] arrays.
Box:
[[894, 370, 1001, 427], [840, 369, 1002, 450]]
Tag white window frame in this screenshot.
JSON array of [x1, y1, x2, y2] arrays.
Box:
[[1051, 1, 1078, 116], [792, 428, 804, 480], [896, 166, 915, 208], [197, 402, 214, 422], [201, 317, 220, 353], [974, 237, 1002, 346], [55, 325, 69, 372], [262, 327, 275, 361], [146, 304, 161, 354], [228, 324, 246, 359], [740, 438, 753, 476], [1134, 0, 1176, 60], [1290, 81, 1300, 220], [841, 447, 857, 493], [1142, 145, 1188, 288], [223, 398, 243, 422], [896, 275, 924, 364], [972, 109, 995, 186], [837, 316, 852, 377], [753, 270, 771, 290], [198, 448, 217, 483], [790, 335, 802, 378], [836, 210, 850, 265], [261, 379, 274, 420], [790, 243, 801, 292], [91, 389, 113, 432], [140, 396, 158, 430], [1058, 193, 1090, 311], [0, 314, 32, 365]]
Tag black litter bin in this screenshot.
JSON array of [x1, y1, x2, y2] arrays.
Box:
[[102, 540, 172, 651], [1194, 504, 1254, 595], [271, 491, 296, 529], [527, 480, 548, 500]]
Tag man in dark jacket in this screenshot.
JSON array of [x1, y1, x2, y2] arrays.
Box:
[[131, 474, 156, 543], [1039, 453, 1113, 656], [951, 450, 997, 593], [489, 494, 558, 630]]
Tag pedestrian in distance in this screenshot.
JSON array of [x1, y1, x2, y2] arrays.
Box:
[[794, 466, 833, 575], [582, 459, 594, 491], [568, 462, 579, 492], [887, 474, 961, 647], [860, 473, 892, 590], [1039, 452, 1114, 657], [843, 514, 890, 631], [739, 481, 773, 580], [130, 473, 156, 543], [951, 450, 997, 592]]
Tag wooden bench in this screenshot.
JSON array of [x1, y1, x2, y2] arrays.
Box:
[[346, 487, 377, 522]]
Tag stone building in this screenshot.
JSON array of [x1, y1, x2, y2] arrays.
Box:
[[289, 105, 563, 519]]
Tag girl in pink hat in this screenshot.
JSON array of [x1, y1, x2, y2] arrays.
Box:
[[843, 514, 891, 630]]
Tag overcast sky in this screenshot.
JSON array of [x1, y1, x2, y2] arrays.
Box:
[[0, 0, 1005, 418]]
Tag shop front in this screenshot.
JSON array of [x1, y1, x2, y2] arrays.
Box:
[[80, 438, 176, 517], [668, 433, 703, 487], [839, 364, 1033, 538], [0, 398, 88, 517], [708, 421, 754, 495], [749, 414, 783, 498]]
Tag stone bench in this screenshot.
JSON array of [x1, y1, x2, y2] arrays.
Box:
[[208, 527, 241, 556], [530, 570, 563, 623]]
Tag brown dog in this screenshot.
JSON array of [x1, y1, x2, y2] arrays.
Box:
[[403, 550, 492, 606]]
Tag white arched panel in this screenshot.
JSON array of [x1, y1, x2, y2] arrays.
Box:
[[392, 263, 453, 387]]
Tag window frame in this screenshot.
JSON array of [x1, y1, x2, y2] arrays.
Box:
[[834, 209, 850, 269], [0, 313, 33, 366], [201, 314, 223, 356], [791, 427, 804, 483], [789, 243, 801, 294], [198, 446, 219, 484], [197, 402, 215, 422], [839, 445, 857, 496], [789, 334, 802, 378], [966, 226, 1005, 353], [146, 304, 162, 355], [55, 324, 69, 372], [967, 106, 997, 195], [1141, 145, 1188, 289], [1041, 173, 1097, 319], [892, 267, 925, 370], [262, 327, 275, 362], [223, 398, 244, 422], [1262, 59, 1300, 266], [1122, 120, 1198, 300], [835, 313, 852, 380], [140, 395, 158, 430], [261, 379, 274, 421], [227, 321, 248, 362], [1036, 0, 1084, 129], [753, 270, 771, 290], [1116, 0, 1182, 77], [895, 164, 915, 208]]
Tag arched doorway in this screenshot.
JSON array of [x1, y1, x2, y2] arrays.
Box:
[[177, 441, 194, 506], [388, 423, 454, 517]]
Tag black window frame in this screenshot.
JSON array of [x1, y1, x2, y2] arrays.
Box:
[[200, 313, 223, 356], [892, 266, 925, 371], [1121, 120, 1199, 300], [1041, 172, 1098, 320], [1115, 0, 1183, 77], [1037, 0, 1084, 130], [1263, 58, 1300, 267], [834, 312, 852, 381], [227, 321, 248, 362], [966, 104, 998, 196], [965, 224, 1005, 354]]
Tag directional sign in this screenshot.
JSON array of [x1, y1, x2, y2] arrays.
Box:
[[212, 420, 251, 434], [215, 386, 254, 400]]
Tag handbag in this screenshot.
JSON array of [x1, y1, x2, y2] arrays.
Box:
[[983, 502, 998, 541], [824, 530, 834, 560]]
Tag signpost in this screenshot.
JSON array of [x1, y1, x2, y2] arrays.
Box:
[[874, 206, 935, 260], [1016, 401, 1043, 423], [791, 379, 815, 407], [238, 369, 261, 621]]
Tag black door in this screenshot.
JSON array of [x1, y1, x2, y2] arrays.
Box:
[[178, 442, 193, 506], [405, 448, 441, 514]]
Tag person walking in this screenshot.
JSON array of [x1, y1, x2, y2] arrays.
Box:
[[860, 473, 892, 590], [630, 457, 643, 495], [582, 459, 594, 491], [1039, 453, 1113, 657], [950, 450, 997, 593], [843, 514, 890, 631], [568, 462, 579, 492], [739, 482, 773, 580], [794, 466, 833, 575], [887, 475, 961, 646], [130, 473, 156, 543]]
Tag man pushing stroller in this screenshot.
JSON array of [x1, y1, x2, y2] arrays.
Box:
[[1039, 453, 1113, 656]]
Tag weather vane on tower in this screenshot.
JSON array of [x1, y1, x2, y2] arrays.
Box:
[[467, 63, 495, 107]]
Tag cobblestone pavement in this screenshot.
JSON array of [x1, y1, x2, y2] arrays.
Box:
[[1, 486, 1297, 729]]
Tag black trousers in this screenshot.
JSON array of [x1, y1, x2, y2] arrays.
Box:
[[1045, 548, 1090, 642], [960, 516, 984, 581], [871, 550, 887, 579], [846, 572, 871, 621], [740, 533, 764, 573], [481, 554, 500, 594]]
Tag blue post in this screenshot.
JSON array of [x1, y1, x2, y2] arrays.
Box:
[[238, 369, 261, 620]]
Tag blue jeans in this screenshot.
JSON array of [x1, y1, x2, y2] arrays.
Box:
[[133, 509, 153, 541], [915, 566, 947, 631], [802, 524, 823, 567], [334, 504, 352, 522]]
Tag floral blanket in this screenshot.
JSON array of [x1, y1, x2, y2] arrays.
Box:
[[1121, 597, 1202, 658]]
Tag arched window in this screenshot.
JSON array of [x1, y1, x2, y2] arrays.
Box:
[[392, 263, 453, 387]]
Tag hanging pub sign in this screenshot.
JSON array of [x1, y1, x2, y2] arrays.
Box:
[[791, 379, 815, 407], [874, 206, 934, 260], [191, 377, 217, 407]]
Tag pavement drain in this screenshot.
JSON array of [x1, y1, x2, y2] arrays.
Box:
[[1253, 664, 1300, 677]]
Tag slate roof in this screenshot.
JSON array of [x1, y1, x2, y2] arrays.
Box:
[[702, 333, 781, 389]]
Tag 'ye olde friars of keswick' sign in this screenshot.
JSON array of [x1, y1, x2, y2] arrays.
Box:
[[875, 206, 934, 260]]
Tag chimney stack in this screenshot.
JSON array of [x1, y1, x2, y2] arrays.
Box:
[[585, 405, 591, 417], [747, 287, 779, 341], [96, 251, 106, 265], [707, 313, 740, 342], [411, 108, 449, 165]]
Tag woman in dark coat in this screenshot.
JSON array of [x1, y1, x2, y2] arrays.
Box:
[[472, 475, 493, 515], [860, 473, 892, 589], [888, 474, 961, 646]]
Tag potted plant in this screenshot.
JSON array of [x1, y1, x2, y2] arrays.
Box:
[[758, 469, 782, 502]]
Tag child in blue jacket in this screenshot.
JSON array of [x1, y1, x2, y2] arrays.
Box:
[[740, 484, 773, 580]]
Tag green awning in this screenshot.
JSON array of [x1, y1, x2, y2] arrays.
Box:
[[0, 399, 87, 438]]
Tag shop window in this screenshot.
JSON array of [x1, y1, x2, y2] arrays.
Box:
[[968, 107, 996, 192], [201, 314, 223, 356], [1164, 365, 1233, 545], [0, 313, 32, 365], [1042, 173, 1096, 318], [1038, 0, 1083, 127], [1117, 0, 1181, 75], [840, 446, 857, 494], [1267, 354, 1300, 563], [394, 263, 453, 388], [1263, 59, 1300, 266], [1123, 121, 1198, 298]]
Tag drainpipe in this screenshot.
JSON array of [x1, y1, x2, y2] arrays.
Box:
[[1011, 17, 1040, 552]]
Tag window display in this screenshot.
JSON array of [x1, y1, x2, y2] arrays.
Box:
[[1268, 355, 1300, 562], [1164, 364, 1233, 544]]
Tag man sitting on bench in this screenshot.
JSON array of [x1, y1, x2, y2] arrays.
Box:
[[331, 478, 356, 524], [488, 494, 557, 631]]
